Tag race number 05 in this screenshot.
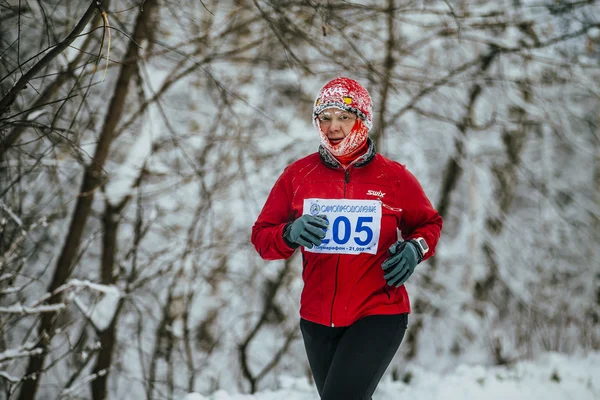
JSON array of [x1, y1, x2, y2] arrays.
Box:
[[321, 216, 373, 246]]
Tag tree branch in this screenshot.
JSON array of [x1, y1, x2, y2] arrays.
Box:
[[0, 0, 106, 116]]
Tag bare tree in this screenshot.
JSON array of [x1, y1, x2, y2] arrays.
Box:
[[1, 1, 598, 398]]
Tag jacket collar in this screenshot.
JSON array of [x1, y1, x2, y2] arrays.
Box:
[[319, 138, 376, 169]]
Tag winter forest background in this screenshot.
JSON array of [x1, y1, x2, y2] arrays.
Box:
[[0, 0, 599, 399]]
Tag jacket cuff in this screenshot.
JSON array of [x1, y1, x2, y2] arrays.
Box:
[[282, 222, 300, 249]]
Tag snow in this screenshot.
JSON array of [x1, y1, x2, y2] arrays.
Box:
[[0, 342, 43, 363], [0, 302, 66, 314], [73, 284, 122, 331], [59, 369, 108, 397], [61, 279, 121, 295], [183, 352, 600, 400], [0, 371, 19, 383], [0, 201, 23, 226], [2, 1, 599, 398], [104, 117, 153, 204], [25, 109, 45, 121]]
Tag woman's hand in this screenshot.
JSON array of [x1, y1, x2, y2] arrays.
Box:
[[381, 241, 422, 287], [283, 215, 329, 249]]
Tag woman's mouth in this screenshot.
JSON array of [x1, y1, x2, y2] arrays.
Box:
[[328, 138, 343, 145]]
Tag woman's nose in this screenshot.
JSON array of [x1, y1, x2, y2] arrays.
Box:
[[329, 120, 342, 132]]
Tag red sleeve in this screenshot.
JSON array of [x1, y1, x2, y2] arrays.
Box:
[[251, 166, 297, 260], [397, 167, 443, 261]]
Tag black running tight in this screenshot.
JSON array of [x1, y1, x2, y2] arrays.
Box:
[[300, 313, 408, 400]]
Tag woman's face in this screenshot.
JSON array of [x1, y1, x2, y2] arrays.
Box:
[[316, 108, 358, 145]]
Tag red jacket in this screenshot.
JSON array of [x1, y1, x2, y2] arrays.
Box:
[[251, 142, 442, 327]]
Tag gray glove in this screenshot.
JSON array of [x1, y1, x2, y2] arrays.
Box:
[[283, 215, 329, 249], [381, 241, 422, 287]]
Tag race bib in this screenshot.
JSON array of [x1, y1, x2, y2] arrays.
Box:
[[303, 198, 382, 255]]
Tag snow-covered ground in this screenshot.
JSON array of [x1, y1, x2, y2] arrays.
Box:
[[183, 352, 600, 400]]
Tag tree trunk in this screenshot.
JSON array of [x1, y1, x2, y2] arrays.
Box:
[[18, 2, 157, 399], [89, 201, 124, 400], [371, 0, 396, 148]]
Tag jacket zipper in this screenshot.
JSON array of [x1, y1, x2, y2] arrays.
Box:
[[344, 169, 350, 194], [330, 256, 341, 327], [330, 169, 351, 327]]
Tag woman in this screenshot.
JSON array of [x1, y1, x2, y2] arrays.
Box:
[[251, 77, 442, 399]]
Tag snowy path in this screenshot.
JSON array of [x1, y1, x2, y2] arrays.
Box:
[[184, 352, 600, 400]]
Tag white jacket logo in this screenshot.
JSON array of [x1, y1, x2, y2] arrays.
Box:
[[366, 190, 385, 198]]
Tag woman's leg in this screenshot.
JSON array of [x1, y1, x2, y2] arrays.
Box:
[[320, 313, 408, 400], [299, 318, 346, 396]]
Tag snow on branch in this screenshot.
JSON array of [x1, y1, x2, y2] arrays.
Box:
[[0, 342, 43, 363], [65, 279, 121, 295], [34, 278, 122, 306], [0, 213, 47, 269], [0, 302, 66, 314], [0, 279, 121, 333], [59, 369, 107, 397], [0, 371, 20, 383], [73, 284, 122, 332], [0, 201, 23, 226], [0, 286, 23, 295]]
